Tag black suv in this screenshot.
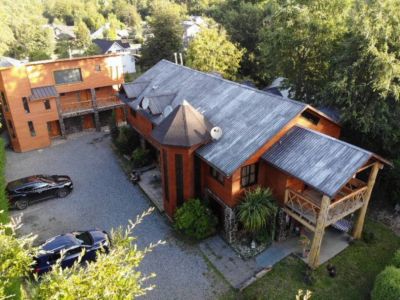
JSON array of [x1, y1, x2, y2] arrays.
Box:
[[7, 175, 73, 210]]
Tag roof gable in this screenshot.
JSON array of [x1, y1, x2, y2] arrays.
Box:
[[262, 126, 372, 197]]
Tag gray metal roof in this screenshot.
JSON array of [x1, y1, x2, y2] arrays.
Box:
[[122, 81, 150, 98], [128, 60, 307, 175], [262, 126, 372, 197], [152, 100, 213, 147], [146, 93, 176, 115], [30, 86, 59, 101]]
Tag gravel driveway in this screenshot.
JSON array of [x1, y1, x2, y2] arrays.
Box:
[[6, 132, 229, 300]]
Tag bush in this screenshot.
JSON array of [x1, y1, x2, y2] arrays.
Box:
[[114, 126, 140, 155], [131, 148, 151, 168], [174, 199, 217, 240], [363, 231, 376, 244], [391, 250, 400, 268], [372, 266, 400, 300]]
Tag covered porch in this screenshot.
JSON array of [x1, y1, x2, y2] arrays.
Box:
[[262, 126, 389, 268]]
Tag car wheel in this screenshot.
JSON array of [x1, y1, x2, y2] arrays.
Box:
[[57, 188, 69, 198], [15, 199, 28, 210]]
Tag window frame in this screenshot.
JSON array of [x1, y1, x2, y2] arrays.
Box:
[[28, 121, 36, 137], [22, 97, 30, 113], [53, 68, 83, 85], [210, 166, 224, 185], [240, 163, 258, 188], [44, 99, 51, 110], [1, 91, 9, 112]]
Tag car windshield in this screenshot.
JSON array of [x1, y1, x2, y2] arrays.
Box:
[[74, 232, 93, 246]]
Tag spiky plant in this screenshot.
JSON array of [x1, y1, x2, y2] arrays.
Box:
[[237, 187, 277, 236]]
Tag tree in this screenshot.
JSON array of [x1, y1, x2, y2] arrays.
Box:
[[237, 187, 277, 238], [104, 13, 123, 40], [208, 0, 265, 76], [141, 1, 185, 68], [257, 0, 352, 99], [186, 26, 244, 80], [0, 209, 162, 299], [29, 209, 162, 299], [74, 20, 92, 50]]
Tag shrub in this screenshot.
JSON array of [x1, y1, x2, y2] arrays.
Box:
[[238, 187, 277, 237], [363, 231, 376, 244], [391, 249, 400, 268], [174, 199, 217, 240], [372, 266, 400, 300], [131, 148, 151, 168], [114, 126, 140, 155]]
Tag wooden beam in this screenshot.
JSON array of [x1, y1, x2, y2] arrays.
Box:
[[308, 195, 330, 269], [282, 208, 316, 232], [352, 163, 381, 239]]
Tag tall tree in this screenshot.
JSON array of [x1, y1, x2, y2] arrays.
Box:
[[74, 20, 92, 50], [326, 0, 400, 156], [257, 0, 352, 99], [186, 26, 244, 79], [141, 0, 185, 68]]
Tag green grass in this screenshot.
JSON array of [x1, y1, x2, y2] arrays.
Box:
[[226, 220, 400, 300]]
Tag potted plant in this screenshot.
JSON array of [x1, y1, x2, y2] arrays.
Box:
[[299, 234, 310, 258]]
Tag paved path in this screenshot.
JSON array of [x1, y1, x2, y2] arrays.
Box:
[[6, 132, 229, 300]]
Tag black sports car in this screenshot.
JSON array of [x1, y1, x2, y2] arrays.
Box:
[[33, 230, 110, 275], [7, 175, 73, 210]]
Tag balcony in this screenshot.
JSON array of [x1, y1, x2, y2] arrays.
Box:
[[60, 96, 124, 117], [284, 178, 368, 231]]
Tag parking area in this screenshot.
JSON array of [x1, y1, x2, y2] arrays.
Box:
[[6, 132, 229, 300]]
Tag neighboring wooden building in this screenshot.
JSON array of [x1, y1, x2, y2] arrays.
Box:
[[120, 60, 391, 268], [0, 54, 126, 152]]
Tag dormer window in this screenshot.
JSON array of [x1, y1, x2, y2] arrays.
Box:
[[301, 111, 320, 125]]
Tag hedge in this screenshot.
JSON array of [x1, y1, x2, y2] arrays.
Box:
[[0, 138, 8, 224], [371, 266, 400, 300]]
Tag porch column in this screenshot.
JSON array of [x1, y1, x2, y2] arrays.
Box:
[[308, 195, 330, 269], [55, 96, 66, 138], [352, 162, 381, 239], [90, 88, 101, 132]]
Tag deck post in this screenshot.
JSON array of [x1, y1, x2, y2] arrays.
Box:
[[308, 195, 330, 269], [90, 88, 101, 132], [352, 162, 381, 239]]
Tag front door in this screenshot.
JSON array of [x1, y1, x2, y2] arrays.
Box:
[[47, 121, 61, 138], [208, 195, 225, 231]]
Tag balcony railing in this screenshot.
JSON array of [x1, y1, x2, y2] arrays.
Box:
[[60, 96, 123, 115], [284, 180, 368, 229], [97, 96, 123, 108]]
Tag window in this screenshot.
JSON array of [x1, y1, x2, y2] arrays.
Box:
[[163, 150, 169, 202], [1, 91, 9, 112], [44, 99, 51, 110], [54, 68, 82, 85], [175, 154, 184, 206], [301, 111, 320, 125], [241, 163, 258, 187], [7, 120, 15, 138], [28, 121, 36, 137], [22, 97, 30, 113], [210, 167, 224, 185], [95, 65, 101, 72]]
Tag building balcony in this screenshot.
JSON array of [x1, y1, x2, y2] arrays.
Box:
[[60, 96, 124, 117], [284, 178, 368, 231]]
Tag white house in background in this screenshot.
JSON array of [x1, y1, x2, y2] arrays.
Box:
[[93, 39, 136, 74], [182, 16, 206, 47]]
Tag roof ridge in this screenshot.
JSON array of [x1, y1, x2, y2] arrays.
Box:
[[159, 59, 306, 109]]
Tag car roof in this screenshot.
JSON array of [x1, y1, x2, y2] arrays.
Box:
[[40, 233, 81, 253], [7, 175, 52, 190]]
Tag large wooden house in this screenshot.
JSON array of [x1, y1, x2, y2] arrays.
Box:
[[120, 60, 389, 268]]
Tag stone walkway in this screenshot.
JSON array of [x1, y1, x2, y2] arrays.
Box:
[[137, 168, 164, 212], [200, 228, 350, 290]]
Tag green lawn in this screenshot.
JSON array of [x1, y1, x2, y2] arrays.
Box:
[[224, 219, 400, 300]]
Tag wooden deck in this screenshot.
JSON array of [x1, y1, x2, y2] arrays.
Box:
[[284, 178, 368, 231]]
